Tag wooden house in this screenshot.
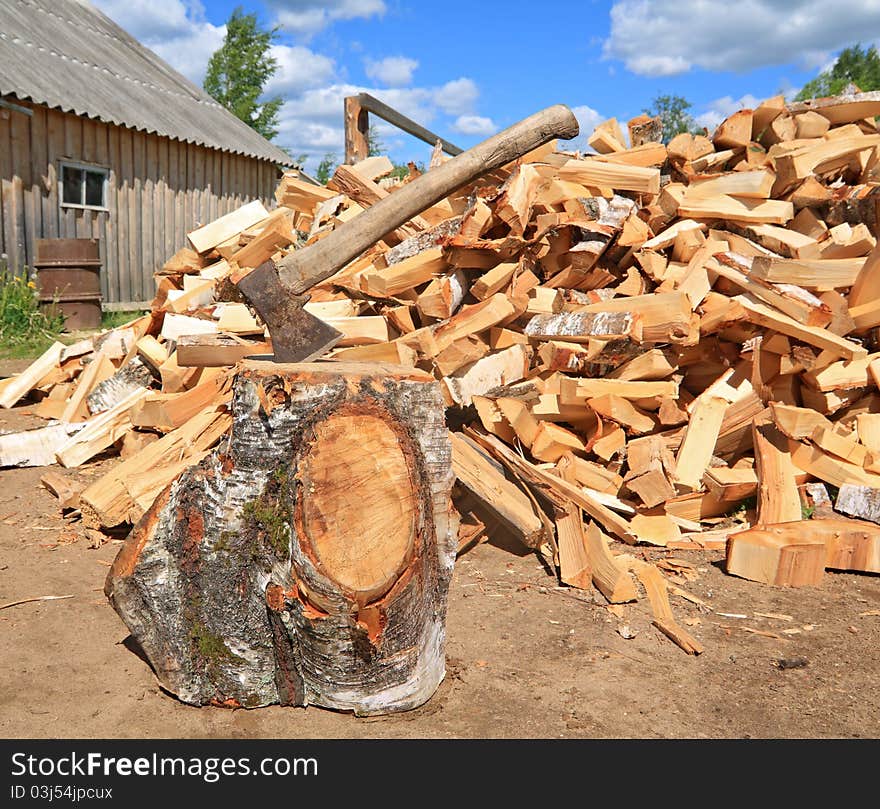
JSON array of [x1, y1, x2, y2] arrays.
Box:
[[0, 0, 292, 307]]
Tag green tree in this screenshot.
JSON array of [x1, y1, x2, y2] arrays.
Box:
[[643, 94, 697, 143], [204, 7, 282, 140], [367, 125, 384, 157], [795, 43, 880, 101], [316, 153, 338, 184]]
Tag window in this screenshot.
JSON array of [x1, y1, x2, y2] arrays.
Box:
[[59, 161, 108, 210]]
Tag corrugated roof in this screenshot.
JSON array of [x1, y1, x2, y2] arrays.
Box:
[[0, 0, 293, 166]]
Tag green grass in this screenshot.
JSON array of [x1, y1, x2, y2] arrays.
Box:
[[0, 259, 148, 361], [101, 309, 148, 330], [0, 263, 65, 358]]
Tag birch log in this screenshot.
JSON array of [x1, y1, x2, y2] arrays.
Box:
[[105, 361, 455, 715]]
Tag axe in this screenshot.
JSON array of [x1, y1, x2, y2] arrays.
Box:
[[236, 104, 579, 362]]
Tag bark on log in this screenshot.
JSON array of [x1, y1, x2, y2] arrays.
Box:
[[105, 361, 455, 715]]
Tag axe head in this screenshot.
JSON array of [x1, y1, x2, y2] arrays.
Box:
[[235, 260, 344, 363]]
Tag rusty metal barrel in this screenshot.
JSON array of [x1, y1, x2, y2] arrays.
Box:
[[34, 238, 103, 330]]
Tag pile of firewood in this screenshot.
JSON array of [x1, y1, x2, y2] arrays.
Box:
[[6, 89, 880, 655]]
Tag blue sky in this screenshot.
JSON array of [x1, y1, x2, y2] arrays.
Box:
[[91, 1, 880, 171]]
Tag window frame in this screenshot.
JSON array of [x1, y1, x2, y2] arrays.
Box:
[[58, 159, 110, 212]]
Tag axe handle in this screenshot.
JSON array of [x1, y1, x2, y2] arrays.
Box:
[[276, 104, 579, 295]]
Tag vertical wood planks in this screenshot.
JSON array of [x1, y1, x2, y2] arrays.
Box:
[[44, 108, 63, 241], [0, 108, 12, 264], [132, 131, 147, 302], [119, 125, 134, 303], [144, 133, 159, 298], [107, 123, 122, 302]]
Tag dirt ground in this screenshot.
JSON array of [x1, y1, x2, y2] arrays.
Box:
[[1, 362, 879, 740]]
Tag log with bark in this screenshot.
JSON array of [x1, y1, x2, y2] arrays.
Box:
[[105, 361, 455, 714]]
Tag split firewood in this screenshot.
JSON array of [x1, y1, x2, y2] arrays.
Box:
[[6, 89, 880, 668], [0, 422, 84, 468], [451, 432, 551, 549], [187, 200, 269, 254], [726, 524, 828, 586]]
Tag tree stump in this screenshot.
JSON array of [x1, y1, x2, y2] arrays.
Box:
[[105, 361, 456, 715]]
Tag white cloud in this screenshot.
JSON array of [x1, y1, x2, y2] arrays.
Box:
[[265, 0, 386, 35], [452, 115, 497, 136], [275, 83, 441, 165], [364, 56, 419, 86], [94, 1, 490, 173], [434, 78, 479, 116], [564, 104, 608, 151], [265, 45, 336, 96], [92, 0, 225, 85], [91, 0, 199, 41], [694, 94, 762, 132], [603, 0, 880, 76]]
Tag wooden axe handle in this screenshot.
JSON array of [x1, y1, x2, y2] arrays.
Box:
[[276, 104, 579, 295]]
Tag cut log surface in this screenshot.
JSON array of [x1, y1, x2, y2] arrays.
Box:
[[105, 362, 455, 715], [726, 526, 827, 586]]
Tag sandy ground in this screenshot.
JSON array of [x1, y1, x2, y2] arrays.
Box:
[[1, 374, 879, 739]]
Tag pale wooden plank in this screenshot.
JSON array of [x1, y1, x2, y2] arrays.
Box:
[[119, 125, 135, 303], [92, 119, 112, 302], [106, 123, 123, 302], [133, 130, 150, 301], [0, 107, 13, 265], [44, 108, 63, 240]]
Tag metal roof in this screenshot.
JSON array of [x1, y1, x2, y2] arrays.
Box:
[[0, 0, 293, 166]]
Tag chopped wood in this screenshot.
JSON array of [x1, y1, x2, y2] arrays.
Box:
[[713, 109, 754, 149], [130, 373, 232, 432], [136, 335, 168, 373], [444, 344, 530, 407], [624, 435, 676, 507], [214, 302, 263, 335], [834, 484, 880, 527], [39, 470, 83, 509], [726, 525, 827, 586], [187, 199, 268, 254], [770, 402, 833, 440], [56, 387, 150, 468], [787, 90, 880, 125], [451, 432, 550, 549], [735, 293, 867, 360], [752, 421, 802, 525], [86, 358, 153, 415], [524, 311, 635, 343], [59, 354, 115, 423], [160, 313, 219, 342], [79, 409, 231, 528], [557, 158, 661, 194], [674, 395, 728, 491], [789, 439, 880, 489], [175, 334, 271, 367], [750, 256, 865, 290], [686, 170, 774, 199], [5, 89, 880, 661], [678, 195, 794, 225], [0, 341, 65, 409], [0, 422, 83, 467], [556, 506, 593, 590], [584, 522, 638, 603]]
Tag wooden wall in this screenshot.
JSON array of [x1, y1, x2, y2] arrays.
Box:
[[0, 97, 280, 305]]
